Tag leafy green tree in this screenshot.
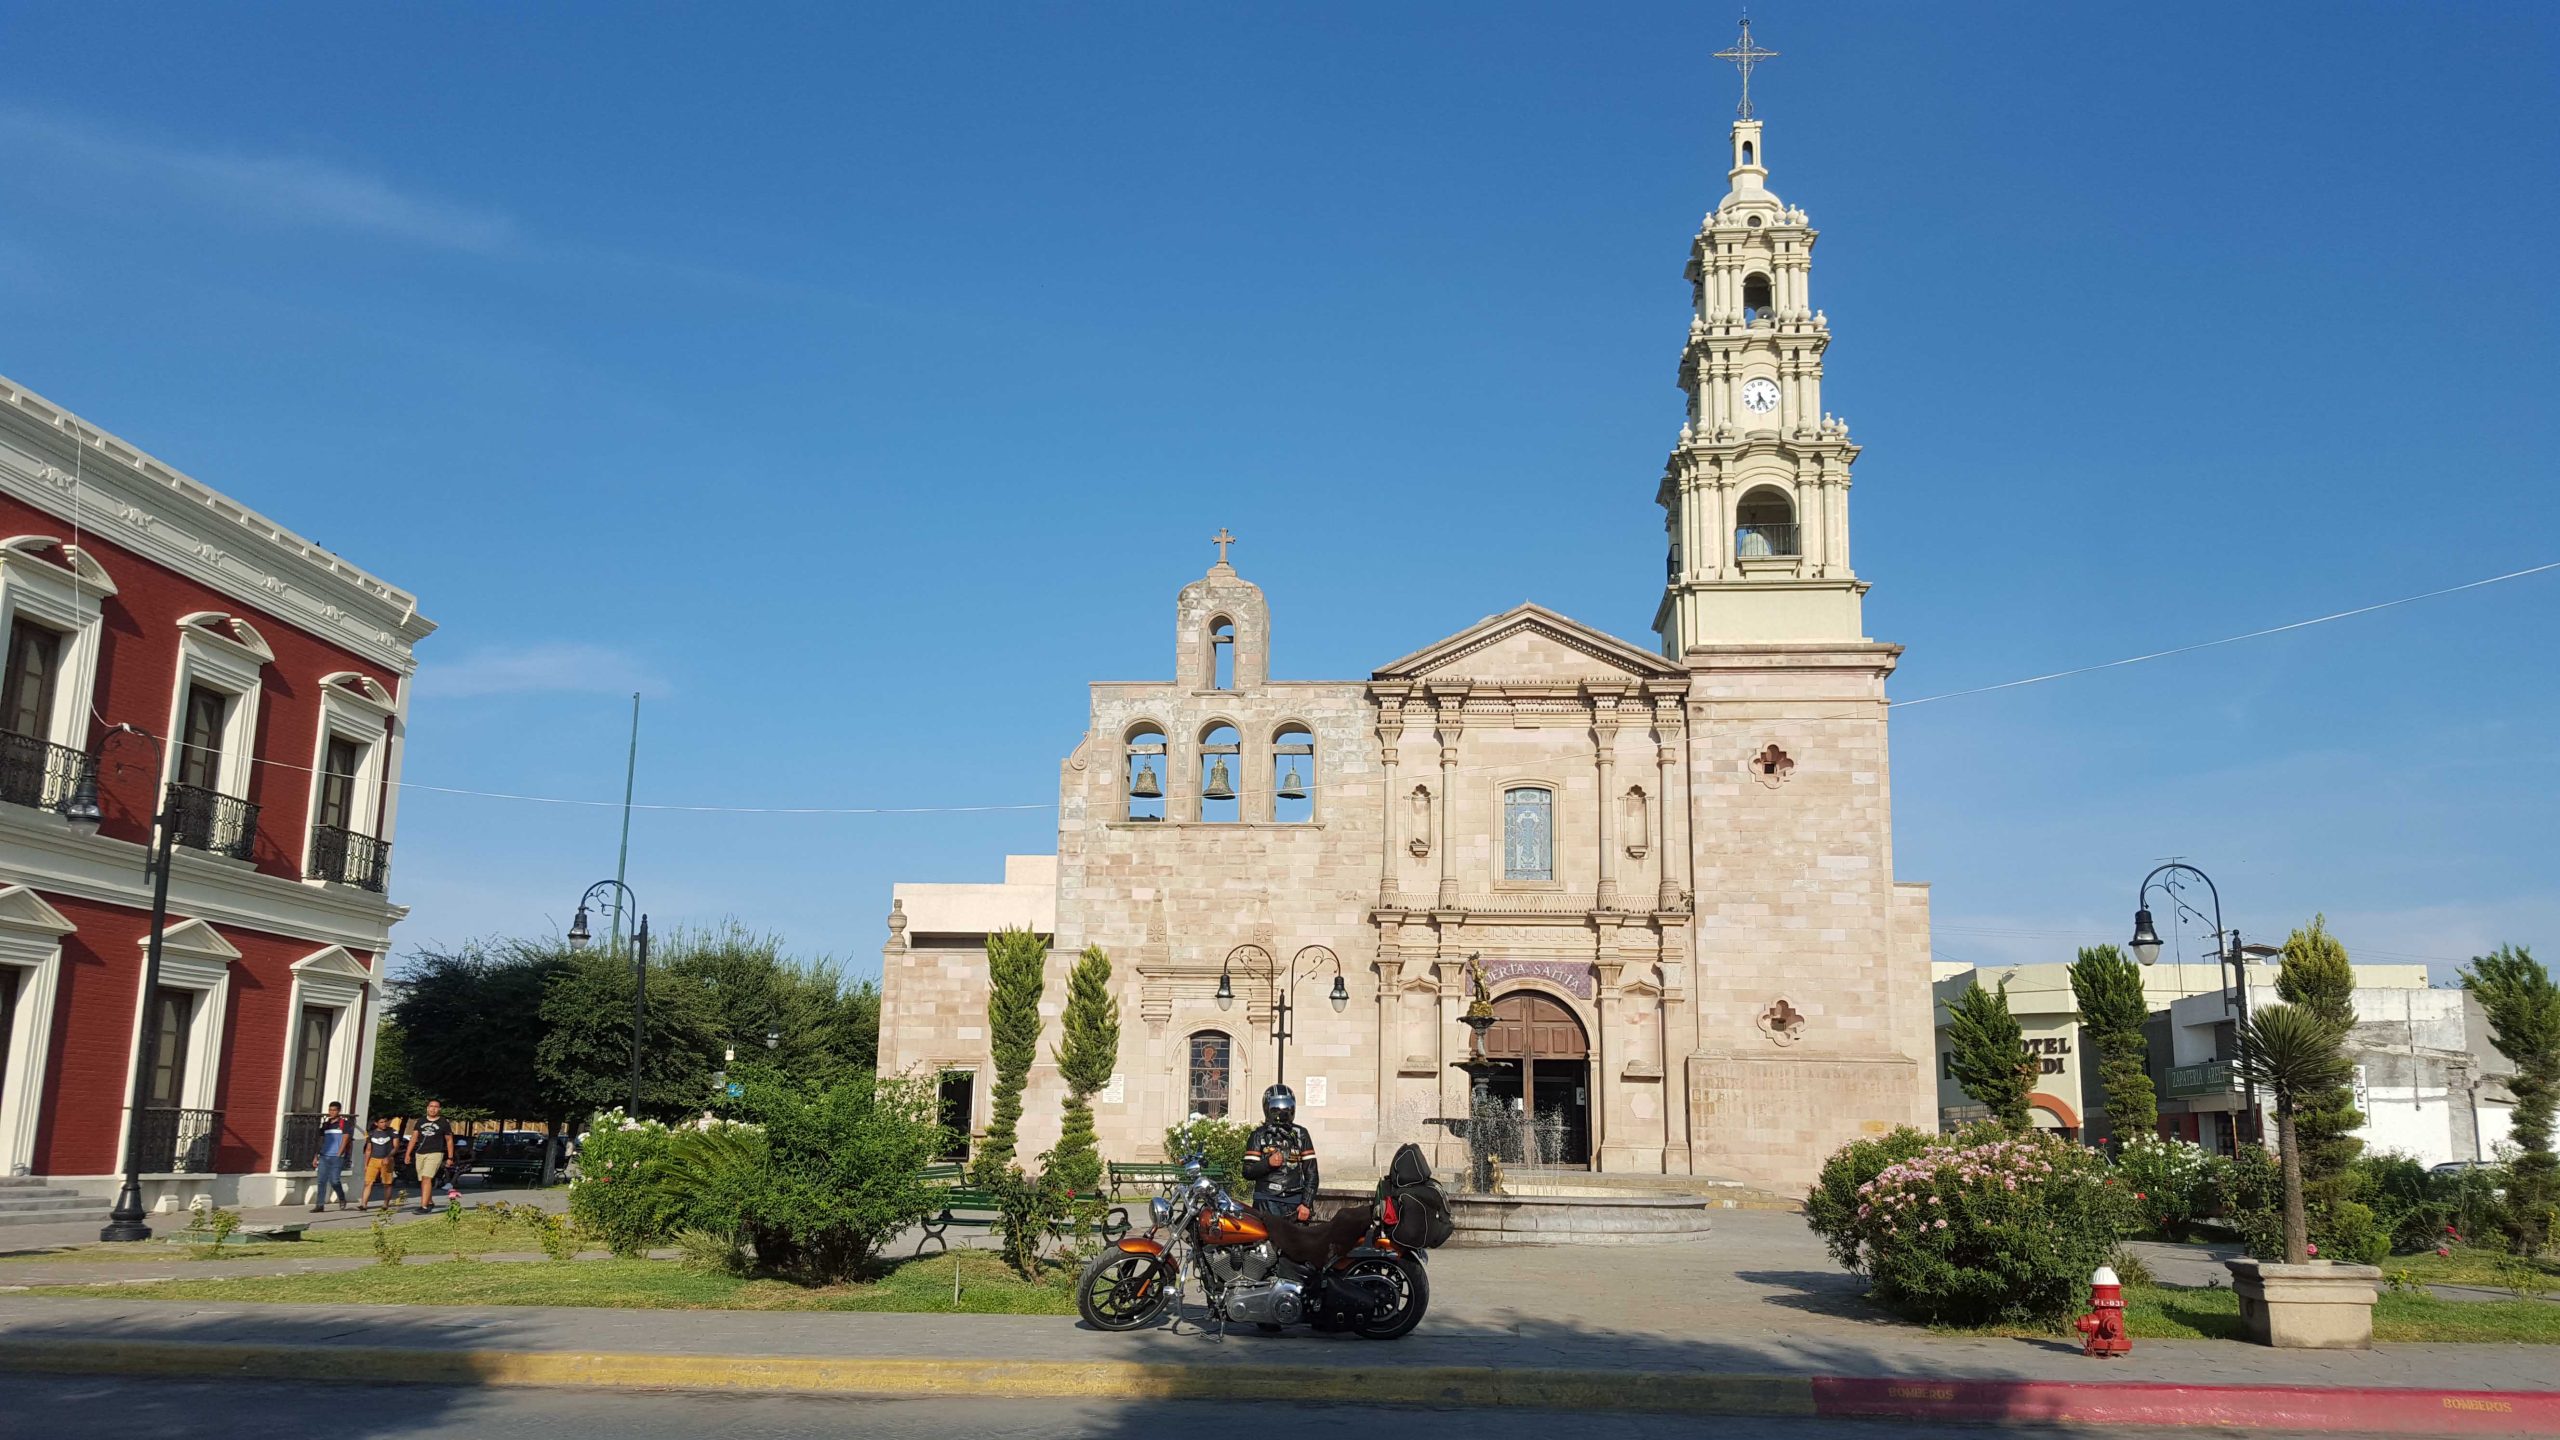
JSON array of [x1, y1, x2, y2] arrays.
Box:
[[2275, 916, 2363, 1209], [661, 922, 877, 1087], [2462, 944, 2559, 1253], [364, 1015, 427, 1121], [2069, 943, 2157, 1146], [537, 944, 725, 1123], [1045, 946, 1120, 1195], [2232, 1002, 2356, 1263], [392, 942, 568, 1123], [672, 1074, 945, 1282], [1945, 977, 2036, 1132], [971, 927, 1048, 1186]]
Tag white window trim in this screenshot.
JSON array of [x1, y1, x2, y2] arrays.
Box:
[[0, 885, 75, 1176], [300, 675, 394, 882], [162, 613, 272, 803], [267, 945, 372, 1173], [115, 915, 238, 1175], [0, 536, 115, 753]]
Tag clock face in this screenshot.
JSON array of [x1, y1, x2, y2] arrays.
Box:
[[1741, 377, 1781, 414]]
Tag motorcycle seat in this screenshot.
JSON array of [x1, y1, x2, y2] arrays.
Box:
[[1265, 1203, 1377, 1268]]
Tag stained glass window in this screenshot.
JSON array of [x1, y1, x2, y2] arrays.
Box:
[[1187, 1031, 1231, 1118], [1503, 786, 1553, 881]]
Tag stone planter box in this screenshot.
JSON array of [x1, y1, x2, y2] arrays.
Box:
[[2225, 1257, 2382, 1349]]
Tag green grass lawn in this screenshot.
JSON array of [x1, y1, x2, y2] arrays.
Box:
[[2378, 1245, 2560, 1294], [1959, 1283, 2560, 1345], [0, 1209, 572, 1264], [23, 1249, 1081, 1315]]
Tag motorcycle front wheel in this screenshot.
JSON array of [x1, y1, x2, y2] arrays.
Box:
[[1343, 1253, 1429, 1340], [1076, 1250, 1174, 1331]]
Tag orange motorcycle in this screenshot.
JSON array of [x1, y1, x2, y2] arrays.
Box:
[[1075, 1156, 1428, 1339]]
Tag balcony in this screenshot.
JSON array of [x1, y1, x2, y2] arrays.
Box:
[[2165, 1058, 2241, 1100], [169, 782, 258, 861], [132, 1106, 222, 1173], [0, 731, 92, 815], [1734, 522, 1800, 559], [308, 824, 392, 892]]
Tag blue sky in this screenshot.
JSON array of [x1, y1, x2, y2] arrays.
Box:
[[2, 3, 2552, 982]]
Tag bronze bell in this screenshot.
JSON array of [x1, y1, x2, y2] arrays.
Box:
[[1277, 765, 1307, 800], [1203, 757, 1235, 800], [1130, 764, 1161, 799]]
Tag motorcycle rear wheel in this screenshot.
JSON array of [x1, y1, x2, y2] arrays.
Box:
[[1343, 1254, 1428, 1340], [1076, 1251, 1174, 1331]]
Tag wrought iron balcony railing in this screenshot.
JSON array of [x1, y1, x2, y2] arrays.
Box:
[[0, 731, 91, 814], [307, 824, 391, 892], [169, 781, 258, 861], [132, 1106, 222, 1174], [1734, 522, 1801, 559]]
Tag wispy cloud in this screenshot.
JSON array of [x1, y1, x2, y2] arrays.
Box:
[[426, 642, 669, 700], [0, 109, 516, 254]]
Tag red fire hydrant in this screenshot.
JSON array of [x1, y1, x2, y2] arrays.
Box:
[[2073, 1264, 2132, 1357]]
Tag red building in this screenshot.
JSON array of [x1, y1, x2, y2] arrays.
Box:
[[0, 375, 432, 1214]]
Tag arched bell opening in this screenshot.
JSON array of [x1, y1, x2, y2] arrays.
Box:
[[1742, 271, 1773, 324], [1207, 617, 1236, 691], [1734, 485, 1798, 559], [1271, 723, 1315, 824], [1480, 990, 1592, 1169], [1198, 722, 1240, 823], [1124, 723, 1167, 822]]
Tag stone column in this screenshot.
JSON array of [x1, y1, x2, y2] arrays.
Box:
[[1593, 692, 1620, 911], [1433, 689, 1464, 908], [1376, 698, 1404, 905], [1653, 695, 1683, 911]]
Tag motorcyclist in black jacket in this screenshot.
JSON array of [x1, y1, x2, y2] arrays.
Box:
[[1242, 1083, 1319, 1222]]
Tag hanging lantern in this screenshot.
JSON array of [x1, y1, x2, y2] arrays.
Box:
[[1203, 757, 1235, 800], [1130, 764, 1162, 798], [1277, 765, 1307, 800]]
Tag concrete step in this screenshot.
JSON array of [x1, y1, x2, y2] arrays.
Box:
[[0, 1195, 97, 1216], [0, 1188, 89, 1204], [0, 1204, 105, 1228]]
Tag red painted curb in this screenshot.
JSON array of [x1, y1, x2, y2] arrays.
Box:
[[1811, 1377, 2560, 1434]]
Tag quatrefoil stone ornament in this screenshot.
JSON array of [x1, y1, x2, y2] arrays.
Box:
[[1757, 997, 1808, 1046], [1750, 744, 1794, 789]]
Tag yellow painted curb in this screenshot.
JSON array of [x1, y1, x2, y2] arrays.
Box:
[[0, 1340, 1816, 1415]]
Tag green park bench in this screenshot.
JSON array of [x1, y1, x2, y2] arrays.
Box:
[[913, 1166, 1131, 1255], [1106, 1160, 1238, 1194]]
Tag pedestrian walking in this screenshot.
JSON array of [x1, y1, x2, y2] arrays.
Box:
[[407, 1100, 453, 1214], [357, 1115, 401, 1210], [309, 1102, 354, 1212]]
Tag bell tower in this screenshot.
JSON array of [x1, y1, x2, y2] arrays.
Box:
[[1654, 22, 1869, 654]]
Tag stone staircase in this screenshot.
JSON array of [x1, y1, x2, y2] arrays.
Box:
[[0, 1176, 102, 1228], [1486, 1169, 1807, 1213]]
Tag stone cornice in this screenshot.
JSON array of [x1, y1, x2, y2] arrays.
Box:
[[0, 375, 435, 675]]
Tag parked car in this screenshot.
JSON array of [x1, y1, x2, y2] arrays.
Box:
[[2429, 1160, 2501, 1178], [472, 1130, 554, 1186]]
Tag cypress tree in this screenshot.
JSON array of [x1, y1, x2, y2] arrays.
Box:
[[1046, 945, 1120, 1196], [2069, 943, 2157, 1146], [1946, 977, 2037, 1132], [2274, 916, 2362, 1207], [972, 927, 1048, 1187], [2461, 944, 2558, 1253]]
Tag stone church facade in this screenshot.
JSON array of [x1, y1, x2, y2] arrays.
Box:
[[879, 110, 1934, 1193]]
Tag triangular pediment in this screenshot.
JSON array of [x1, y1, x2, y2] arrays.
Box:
[[0, 885, 76, 937], [292, 945, 376, 985], [1372, 603, 1683, 685], [149, 917, 242, 962]]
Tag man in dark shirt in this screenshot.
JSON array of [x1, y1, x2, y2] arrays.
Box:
[[406, 1100, 452, 1214], [1242, 1084, 1319, 1222], [309, 1102, 354, 1212], [357, 1116, 401, 1211]]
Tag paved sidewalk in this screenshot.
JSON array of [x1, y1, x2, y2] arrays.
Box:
[[0, 1180, 567, 1255]]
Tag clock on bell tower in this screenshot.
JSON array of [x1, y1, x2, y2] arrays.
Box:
[[1653, 23, 1872, 655]]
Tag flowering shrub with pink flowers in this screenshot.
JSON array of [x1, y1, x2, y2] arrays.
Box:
[[1834, 1130, 2136, 1325]]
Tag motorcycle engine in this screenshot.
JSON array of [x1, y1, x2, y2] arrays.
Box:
[[1219, 1277, 1305, 1326], [1206, 1241, 1277, 1288]]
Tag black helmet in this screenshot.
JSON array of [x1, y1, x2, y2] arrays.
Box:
[[1261, 1083, 1297, 1127]]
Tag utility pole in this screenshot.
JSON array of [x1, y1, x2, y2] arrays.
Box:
[[612, 692, 639, 949]]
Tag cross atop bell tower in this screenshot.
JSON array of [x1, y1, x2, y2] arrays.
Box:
[[1653, 19, 1872, 654]]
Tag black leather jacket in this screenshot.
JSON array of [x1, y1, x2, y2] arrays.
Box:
[[1243, 1121, 1319, 1215]]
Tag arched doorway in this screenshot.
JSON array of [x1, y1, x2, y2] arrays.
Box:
[[1483, 991, 1591, 1168]]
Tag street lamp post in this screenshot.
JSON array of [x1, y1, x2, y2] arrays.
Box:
[[566, 880, 649, 1118], [100, 780, 183, 1243], [1215, 944, 1347, 1089], [2129, 862, 2261, 1145]]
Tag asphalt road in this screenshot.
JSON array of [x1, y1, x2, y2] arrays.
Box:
[[0, 1375, 2420, 1439]]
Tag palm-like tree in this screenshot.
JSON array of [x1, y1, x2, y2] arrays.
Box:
[[2231, 1002, 2355, 1263]]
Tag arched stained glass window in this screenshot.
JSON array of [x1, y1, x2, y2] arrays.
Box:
[[1187, 1031, 1232, 1118], [1503, 786, 1553, 882]]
